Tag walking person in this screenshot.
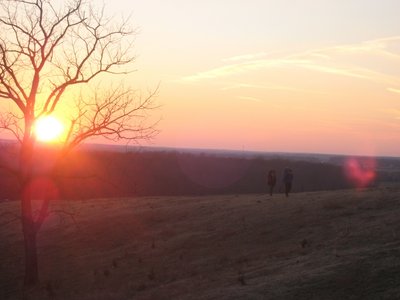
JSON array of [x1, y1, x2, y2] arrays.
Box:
[[267, 169, 277, 196], [283, 168, 293, 197]]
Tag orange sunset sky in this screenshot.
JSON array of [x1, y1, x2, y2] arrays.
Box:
[[122, 0, 400, 157], [5, 1, 400, 157]]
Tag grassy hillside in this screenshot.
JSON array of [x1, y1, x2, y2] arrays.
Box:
[[1, 184, 400, 299], [1, 147, 378, 200]]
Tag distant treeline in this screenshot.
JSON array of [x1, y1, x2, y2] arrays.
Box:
[[3, 147, 398, 201]]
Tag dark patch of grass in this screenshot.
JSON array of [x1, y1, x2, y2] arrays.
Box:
[[103, 269, 110, 277]]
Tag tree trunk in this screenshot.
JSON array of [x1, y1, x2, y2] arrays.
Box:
[[21, 180, 39, 286], [18, 128, 40, 285], [22, 218, 39, 286]]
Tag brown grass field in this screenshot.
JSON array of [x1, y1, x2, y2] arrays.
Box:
[[1, 184, 400, 299]]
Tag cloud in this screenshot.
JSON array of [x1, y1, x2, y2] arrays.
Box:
[[296, 63, 378, 81], [222, 52, 269, 62], [221, 83, 326, 95], [387, 87, 400, 94], [181, 58, 311, 82], [236, 96, 263, 103], [179, 36, 400, 87], [379, 108, 400, 126]]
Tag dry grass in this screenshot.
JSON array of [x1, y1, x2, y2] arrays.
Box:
[[1, 184, 400, 299]]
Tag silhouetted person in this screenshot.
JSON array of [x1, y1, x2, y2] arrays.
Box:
[[283, 168, 293, 197], [267, 169, 277, 196]]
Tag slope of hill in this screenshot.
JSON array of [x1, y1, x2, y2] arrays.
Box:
[[1, 140, 399, 200], [1, 184, 400, 299]]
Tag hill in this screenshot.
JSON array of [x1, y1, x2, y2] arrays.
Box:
[[3, 142, 397, 201], [1, 184, 400, 299]]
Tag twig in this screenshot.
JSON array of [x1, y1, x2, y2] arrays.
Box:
[[49, 209, 79, 228], [0, 217, 20, 226]]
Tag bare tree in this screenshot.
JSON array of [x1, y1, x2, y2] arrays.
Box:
[[0, 0, 158, 285]]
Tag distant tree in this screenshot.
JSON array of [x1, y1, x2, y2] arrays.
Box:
[[0, 0, 158, 285]]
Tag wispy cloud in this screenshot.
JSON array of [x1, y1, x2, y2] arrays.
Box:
[[387, 87, 400, 94], [380, 108, 400, 124], [236, 96, 263, 103], [222, 52, 269, 62], [221, 83, 326, 95], [296, 63, 378, 81], [181, 58, 310, 81], [179, 36, 400, 88]]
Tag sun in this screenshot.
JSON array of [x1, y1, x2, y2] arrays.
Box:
[[34, 115, 64, 142]]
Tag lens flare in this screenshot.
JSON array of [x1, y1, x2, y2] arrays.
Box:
[[22, 176, 60, 201], [344, 157, 376, 189]]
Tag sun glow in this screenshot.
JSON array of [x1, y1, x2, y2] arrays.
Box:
[[34, 116, 64, 142]]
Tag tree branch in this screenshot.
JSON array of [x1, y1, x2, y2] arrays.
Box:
[[0, 211, 21, 226]]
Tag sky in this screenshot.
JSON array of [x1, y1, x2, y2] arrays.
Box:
[[6, 0, 400, 156], [114, 0, 400, 156]]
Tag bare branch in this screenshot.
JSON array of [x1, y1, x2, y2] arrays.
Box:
[[0, 111, 24, 143], [49, 209, 79, 228], [0, 0, 159, 286], [0, 210, 20, 219], [0, 211, 20, 226], [62, 84, 159, 153], [1, 0, 158, 155], [0, 217, 20, 226], [33, 197, 50, 232]]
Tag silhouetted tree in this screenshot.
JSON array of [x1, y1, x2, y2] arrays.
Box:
[[0, 0, 157, 285]]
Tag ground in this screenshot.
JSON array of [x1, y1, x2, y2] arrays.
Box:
[[1, 184, 400, 299]]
